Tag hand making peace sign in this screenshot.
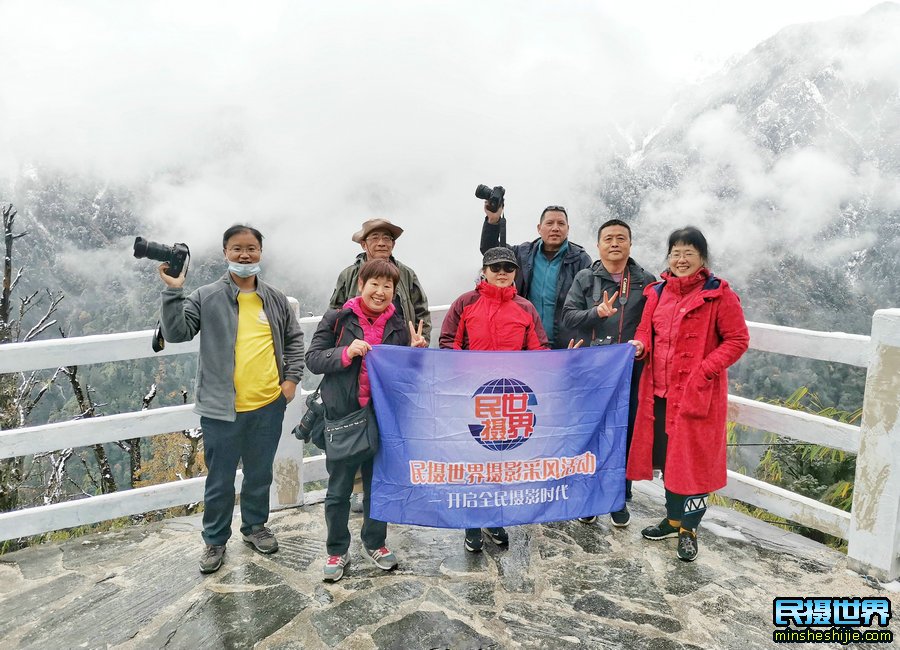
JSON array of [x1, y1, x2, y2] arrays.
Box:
[[596, 290, 619, 318], [408, 320, 428, 348]]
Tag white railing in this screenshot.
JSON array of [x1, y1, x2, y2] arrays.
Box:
[[1, 306, 898, 581]]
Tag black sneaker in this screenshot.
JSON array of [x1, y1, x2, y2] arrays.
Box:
[[677, 528, 699, 561], [464, 528, 483, 553], [199, 544, 226, 574], [610, 505, 631, 528], [483, 527, 509, 547], [641, 518, 680, 540], [577, 516, 598, 524]]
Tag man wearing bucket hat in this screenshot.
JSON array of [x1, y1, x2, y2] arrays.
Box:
[[480, 202, 591, 349], [330, 218, 431, 344]]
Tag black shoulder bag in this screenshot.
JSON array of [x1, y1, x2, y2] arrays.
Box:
[[323, 404, 379, 461]]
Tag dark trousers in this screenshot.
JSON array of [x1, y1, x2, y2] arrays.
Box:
[[623, 361, 644, 501], [653, 396, 708, 530], [590, 360, 642, 515], [325, 455, 387, 555], [200, 395, 286, 546]]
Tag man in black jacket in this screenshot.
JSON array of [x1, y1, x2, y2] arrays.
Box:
[[480, 201, 591, 348], [562, 218, 656, 527]]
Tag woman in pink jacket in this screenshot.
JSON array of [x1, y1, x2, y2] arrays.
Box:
[[626, 227, 749, 562]]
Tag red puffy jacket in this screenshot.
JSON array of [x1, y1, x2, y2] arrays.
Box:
[[439, 281, 549, 351]]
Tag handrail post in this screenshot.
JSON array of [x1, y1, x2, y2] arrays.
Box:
[[847, 308, 900, 582], [270, 297, 306, 509]]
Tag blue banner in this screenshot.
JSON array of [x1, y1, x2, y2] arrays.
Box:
[[366, 344, 634, 528]]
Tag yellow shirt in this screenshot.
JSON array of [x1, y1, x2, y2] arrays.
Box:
[[234, 291, 281, 412]]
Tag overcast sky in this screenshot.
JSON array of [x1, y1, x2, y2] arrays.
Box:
[[0, 0, 877, 305]]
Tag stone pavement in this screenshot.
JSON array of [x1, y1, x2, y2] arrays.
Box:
[[1, 483, 897, 650]]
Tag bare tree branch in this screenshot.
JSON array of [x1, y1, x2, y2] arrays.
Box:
[[23, 289, 64, 342], [1, 204, 19, 341], [16, 290, 40, 336], [65, 475, 92, 499], [24, 319, 59, 343], [60, 362, 116, 495], [9, 267, 23, 295], [14, 367, 61, 427], [142, 384, 158, 410], [121, 383, 159, 488], [43, 448, 74, 505], [1, 205, 66, 513], [179, 390, 203, 483], [77, 455, 100, 492]]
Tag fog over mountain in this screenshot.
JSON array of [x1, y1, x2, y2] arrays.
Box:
[[3, 3, 893, 518], [594, 3, 900, 333], [1, 2, 896, 340]]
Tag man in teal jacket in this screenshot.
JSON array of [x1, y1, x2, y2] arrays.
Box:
[[480, 202, 591, 348]]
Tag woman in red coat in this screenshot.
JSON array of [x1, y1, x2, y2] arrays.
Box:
[[440, 247, 550, 553], [626, 227, 749, 562]]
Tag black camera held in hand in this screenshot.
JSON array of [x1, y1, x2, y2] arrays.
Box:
[[294, 388, 326, 449], [475, 183, 505, 214], [133, 237, 190, 278]]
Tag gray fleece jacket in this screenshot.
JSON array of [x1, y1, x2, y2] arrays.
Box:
[[160, 273, 305, 421]]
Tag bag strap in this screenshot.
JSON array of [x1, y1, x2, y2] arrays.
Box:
[[591, 274, 604, 304], [333, 309, 346, 345]]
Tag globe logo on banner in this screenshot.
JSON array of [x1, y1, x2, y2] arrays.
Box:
[[468, 378, 537, 451]]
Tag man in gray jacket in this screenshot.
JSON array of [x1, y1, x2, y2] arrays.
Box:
[[563, 218, 655, 527], [160, 224, 305, 574]]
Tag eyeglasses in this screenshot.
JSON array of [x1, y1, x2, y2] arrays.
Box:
[[487, 262, 517, 273], [227, 246, 260, 254], [366, 234, 395, 243], [668, 251, 699, 260], [541, 205, 568, 218]]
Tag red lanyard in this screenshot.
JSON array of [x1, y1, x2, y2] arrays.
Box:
[[615, 269, 631, 343]]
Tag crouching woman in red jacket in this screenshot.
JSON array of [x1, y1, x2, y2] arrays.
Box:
[[626, 227, 749, 562], [440, 247, 550, 553]]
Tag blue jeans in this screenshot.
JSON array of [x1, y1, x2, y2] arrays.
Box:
[[200, 395, 286, 545]]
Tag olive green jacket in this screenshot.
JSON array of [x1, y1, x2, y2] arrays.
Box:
[[329, 253, 432, 344]]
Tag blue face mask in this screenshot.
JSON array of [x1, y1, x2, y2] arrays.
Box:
[[228, 261, 261, 278]]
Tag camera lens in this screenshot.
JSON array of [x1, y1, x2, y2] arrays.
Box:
[[133, 237, 150, 258], [475, 184, 492, 200], [133, 237, 174, 263]]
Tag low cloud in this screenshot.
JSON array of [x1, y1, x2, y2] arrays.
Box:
[[637, 100, 893, 287], [0, 1, 889, 310]]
